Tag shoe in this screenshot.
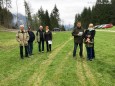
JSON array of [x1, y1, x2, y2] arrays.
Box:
[[79, 53, 83, 58], [80, 55, 83, 58], [21, 57, 24, 59], [87, 58, 90, 61], [28, 54, 31, 56], [25, 55, 29, 58], [73, 57, 77, 60], [47, 50, 49, 52], [73, 55, 76, 58], [92, 57, 95, 59], [82, 57, 85, 59], [89, 59, 92, 61]]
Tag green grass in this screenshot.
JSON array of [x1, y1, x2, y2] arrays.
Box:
[[0, 30, 115, 86]]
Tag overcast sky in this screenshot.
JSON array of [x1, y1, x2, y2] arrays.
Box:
[[9, 0, 97, 25]]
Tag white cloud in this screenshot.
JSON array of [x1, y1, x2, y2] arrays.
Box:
[[9, 0, 96, 25]]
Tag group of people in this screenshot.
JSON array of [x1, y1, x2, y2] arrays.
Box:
[[72, 21, 96, 61], [16, 25, 52, 59], [16, 21, 95, 61]]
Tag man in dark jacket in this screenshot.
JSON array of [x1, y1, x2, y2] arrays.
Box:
[[28, 27, 35, 56], [72, 21, 84, 58], [36, 26, 45, 53]]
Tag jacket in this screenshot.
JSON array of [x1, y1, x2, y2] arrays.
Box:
[[84, 29, 96, 39], [84, 37, 94, 47], [72, 27, 84, 43], [36, 29, 45, 42], [84, 29, 95, 47], [44, 30, 52, 41], [16, 30, 29, 46], [28, 31, 35, 42]]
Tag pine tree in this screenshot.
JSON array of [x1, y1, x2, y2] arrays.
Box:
[[37, 7, 45, 27], [74, 14, 78, 27], [74, 14, 81, 27], [60, 25, 66, 31], [52, 5, 60, 21], [50, 13, 55, 30], [0, 5, 2, 24], [74, 0, 115, 27], [50, 5, 60, 30], [44, 10, 51, 29], [0, 5, 13, 28], [91, 0, 112, 24], [111, 0, 115, 25], [81, 7, 89, 28], [32, 14, 40, 30]]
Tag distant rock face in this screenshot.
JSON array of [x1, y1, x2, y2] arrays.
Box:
[[12, 13, 27, 29]]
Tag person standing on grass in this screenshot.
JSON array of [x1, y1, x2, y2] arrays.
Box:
[[27, 27, 35, 56], [16, 25, 29, 59], [84, 23, 96, 60], [84, 32, 94, 61], [72, 21, 84, 58], [36, 26, 45, 53], [44, 26, 52, 52]]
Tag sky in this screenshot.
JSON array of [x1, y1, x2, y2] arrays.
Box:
[[9, 0, 97, 25]]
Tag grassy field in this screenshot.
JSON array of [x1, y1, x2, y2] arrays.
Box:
[[0, 30, 115, 86]]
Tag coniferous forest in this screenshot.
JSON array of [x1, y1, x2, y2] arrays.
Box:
[[74, 0, 115, 28]]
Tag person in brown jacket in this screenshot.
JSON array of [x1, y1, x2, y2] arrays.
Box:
[[16, 25, 29, 59]]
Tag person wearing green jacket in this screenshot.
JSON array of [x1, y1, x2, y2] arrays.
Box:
[[36, 26, 45, 53]]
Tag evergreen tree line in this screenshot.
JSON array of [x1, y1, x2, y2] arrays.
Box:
[[0, 0, 65, 30], [32, 5, 65, 31], [24, 1, 65, 31], [24, 0, 65, 31], [23, 0, 61, 30], [0, 0, 13, 28], [74, 0, 115, 28]]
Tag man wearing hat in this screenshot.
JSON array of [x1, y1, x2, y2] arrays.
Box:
[[16, 25, 29, 59]]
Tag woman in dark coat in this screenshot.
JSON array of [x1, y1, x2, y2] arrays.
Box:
[[84, 23, 96, 59], [44, 26, 52, 52]]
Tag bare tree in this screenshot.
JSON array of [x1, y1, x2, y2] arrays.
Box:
[[24, 0, 32, 28], [0, 0, 4, 8]]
